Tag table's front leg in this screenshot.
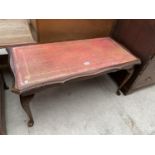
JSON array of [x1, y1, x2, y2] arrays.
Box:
[[116, 68, 134, 95], [20, 94, 35, 127]]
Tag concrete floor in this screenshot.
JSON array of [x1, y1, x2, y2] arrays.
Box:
[[4, 71, 155, 135]]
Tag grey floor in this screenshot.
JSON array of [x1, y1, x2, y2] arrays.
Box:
[[4, 72, 155, 135]]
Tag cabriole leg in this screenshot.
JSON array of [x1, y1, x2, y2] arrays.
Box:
[[20, 94, 34, 127], [116, 68, 134, 95]]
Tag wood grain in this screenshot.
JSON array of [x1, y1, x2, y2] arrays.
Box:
[[34, 19, 116, 43], [0, 19, 36, 48]]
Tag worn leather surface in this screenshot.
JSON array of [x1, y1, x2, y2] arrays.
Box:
[[10, 37, 140, 93]]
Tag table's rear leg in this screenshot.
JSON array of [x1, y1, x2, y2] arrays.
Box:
[[116, 68, 134, 95], [1, 72, 9, 89], [20, 94, 34, 127]]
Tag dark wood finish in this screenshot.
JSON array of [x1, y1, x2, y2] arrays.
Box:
[[0, 54, 8, 71], [112, 19, 155, 94], [31, 19, 117, 43], [116, 68, 134, 95], [8, 38, 140, 127], [20, 94, 34, 127], [0, 53, 9, 89], [0, 73, 6, 134], [0, 53, 8, 134]]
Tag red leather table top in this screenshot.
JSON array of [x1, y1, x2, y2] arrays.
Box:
[[9, 37, 140, 93]]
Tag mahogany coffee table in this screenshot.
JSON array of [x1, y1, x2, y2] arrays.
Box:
[[7, 37, 140, 127]]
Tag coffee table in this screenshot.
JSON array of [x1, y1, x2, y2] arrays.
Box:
[[8, 37, 140, 127]]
